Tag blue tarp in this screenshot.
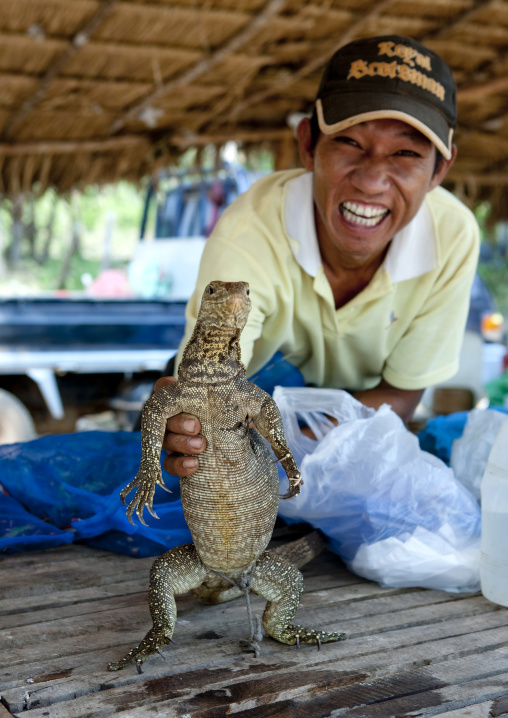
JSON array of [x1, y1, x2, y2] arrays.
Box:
[[418, 407, 508, 464], [0, 431, 191, 557], [0, 353, 306, 557]]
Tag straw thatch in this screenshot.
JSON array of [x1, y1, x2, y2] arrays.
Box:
[[1, 0, 508, 214]]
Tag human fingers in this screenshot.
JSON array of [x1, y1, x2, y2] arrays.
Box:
[[163, 452, 199, 477], [152, 376, 205, 476], [161, 418, 205, 454]]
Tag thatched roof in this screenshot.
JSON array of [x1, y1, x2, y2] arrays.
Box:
[[1, 0, 508, 213]]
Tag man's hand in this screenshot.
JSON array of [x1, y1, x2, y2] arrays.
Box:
[[154, 376, 206, 476]]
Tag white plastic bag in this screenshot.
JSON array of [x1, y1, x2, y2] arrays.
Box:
[[274, 386, 481, 592], [450, 408, 508, 501]]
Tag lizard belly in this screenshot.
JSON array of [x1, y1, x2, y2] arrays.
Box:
[[180, 432, 279, 570]]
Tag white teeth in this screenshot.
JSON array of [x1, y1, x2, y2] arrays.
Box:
[[341, 201, 388, 227], [342, 201, 387, 218]]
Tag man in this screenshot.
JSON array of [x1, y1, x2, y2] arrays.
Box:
[[159, 35, 479, 477]]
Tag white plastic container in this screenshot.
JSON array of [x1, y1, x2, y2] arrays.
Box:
[[482, 342, 507, 385], [480, 416, 508, 607]]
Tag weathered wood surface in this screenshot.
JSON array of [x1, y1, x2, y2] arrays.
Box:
[[1, 543, 508, 718]]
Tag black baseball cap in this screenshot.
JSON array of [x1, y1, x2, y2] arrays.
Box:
[[315, 35, 457, 160]]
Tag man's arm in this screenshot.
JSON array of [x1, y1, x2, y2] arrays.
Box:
[[353, 379, 424, 425]]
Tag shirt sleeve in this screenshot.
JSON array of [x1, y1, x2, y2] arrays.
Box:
[[382, 207, 480, 390]]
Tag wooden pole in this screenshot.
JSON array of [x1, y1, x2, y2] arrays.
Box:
[[274, 135, 298, 171]]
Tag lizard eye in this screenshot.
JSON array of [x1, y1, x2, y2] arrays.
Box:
[[246, 289, 250, 295], [207, 285, 215, 295]]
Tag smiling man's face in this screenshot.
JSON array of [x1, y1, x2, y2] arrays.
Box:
[[297, 117, 455, 269]]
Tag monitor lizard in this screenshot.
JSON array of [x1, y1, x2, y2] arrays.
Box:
[[108, 280, 346, 673]]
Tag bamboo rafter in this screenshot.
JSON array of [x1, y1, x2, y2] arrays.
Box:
[[218, 0, 397, 126], [2, 0, 120, 140], [0, 136, 150, 156], [109, 0, 289, 135], [0, 0, 506, 212]]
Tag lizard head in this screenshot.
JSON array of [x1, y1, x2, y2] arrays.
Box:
[[198, 280, 251, 332]]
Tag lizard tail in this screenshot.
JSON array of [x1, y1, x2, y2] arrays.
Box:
[[270, 530, 326, 569]]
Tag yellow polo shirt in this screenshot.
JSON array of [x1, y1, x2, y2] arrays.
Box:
[[176, 169, 480, 391]]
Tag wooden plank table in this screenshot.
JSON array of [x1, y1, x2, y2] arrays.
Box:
[[1, 541, 508, 718]]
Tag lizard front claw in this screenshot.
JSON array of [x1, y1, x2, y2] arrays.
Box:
[[280, 474, 304, 500], [122, 467, 171, 525], [125, 490, 153, 526], [119, 475, 140, 505]]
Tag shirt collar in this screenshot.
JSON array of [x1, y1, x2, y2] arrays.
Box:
[[284, 171, 436, 282]]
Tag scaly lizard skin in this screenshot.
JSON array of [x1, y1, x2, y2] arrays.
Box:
[[108, 281, 345, 672]]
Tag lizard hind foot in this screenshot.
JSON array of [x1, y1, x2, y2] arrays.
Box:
[[107, 649, 141, 673], [275, 624, 347, 649], [107, 626, 174, 672]]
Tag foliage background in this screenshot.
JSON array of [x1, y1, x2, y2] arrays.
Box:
[[0, 146, 276, 296], [0, 181, 146, 295]]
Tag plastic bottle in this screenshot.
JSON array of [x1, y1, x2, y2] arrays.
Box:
[[480, 416, 508, 607]]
